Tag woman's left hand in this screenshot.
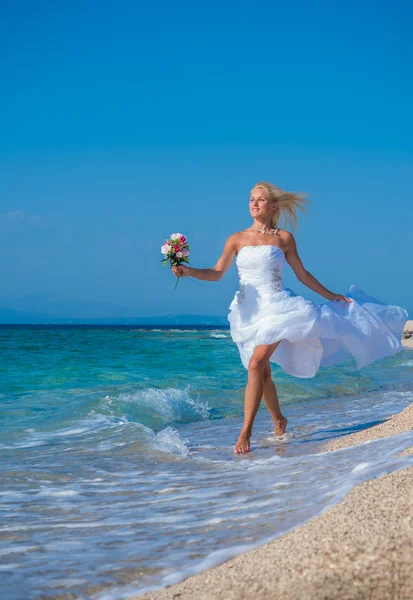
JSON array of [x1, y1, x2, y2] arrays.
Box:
[[330, 293, 353, 303]]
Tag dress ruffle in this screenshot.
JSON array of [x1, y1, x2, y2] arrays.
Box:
[[228, 284, 408, 378]]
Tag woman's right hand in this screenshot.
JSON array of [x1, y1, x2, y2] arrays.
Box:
[[330, 293, 353, 303], [172, 264, 191, 278]]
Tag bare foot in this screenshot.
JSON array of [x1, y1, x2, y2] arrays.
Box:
[[275, 416, 288, 436], [234, 430, 251, 454]]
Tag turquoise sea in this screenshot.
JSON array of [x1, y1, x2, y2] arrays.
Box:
[[1, 325, 413, 599]]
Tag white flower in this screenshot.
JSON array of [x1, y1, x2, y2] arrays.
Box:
[[161, 244, 169, 255], [170, 233, 182, 241], [182, 248, 189, 257], [176, 251, 183, 258]]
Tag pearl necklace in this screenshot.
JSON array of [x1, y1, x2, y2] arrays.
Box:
[[251, 225, 279, 235]]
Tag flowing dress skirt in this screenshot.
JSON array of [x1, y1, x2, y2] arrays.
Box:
[[228, 284, 409, 378]]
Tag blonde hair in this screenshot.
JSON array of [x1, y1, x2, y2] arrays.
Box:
[[253, 181, 311, 230]]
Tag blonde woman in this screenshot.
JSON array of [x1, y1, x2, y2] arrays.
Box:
[[172, 182, 409, 454]]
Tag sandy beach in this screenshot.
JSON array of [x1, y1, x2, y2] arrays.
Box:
[[139, 354, 413, 599], [402, 320, 413, 348]]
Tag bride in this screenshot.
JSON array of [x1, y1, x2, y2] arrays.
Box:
[[172, 182, 408, 454]]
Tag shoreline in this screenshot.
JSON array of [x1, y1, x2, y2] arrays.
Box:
[[138, 403, 413, 599]]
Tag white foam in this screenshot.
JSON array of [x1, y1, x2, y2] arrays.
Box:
[[156, 487, 178, 494], [153, 427, 189, 455], [37, 489, 80, 498], [0, 491, 26, 498], [56, 427, 89, 437], [0, 564, 19, 571], [351, 462, 371, 473], [119, 386, 210, 423], [161, 329, 198, 332], [0, 440, 47, 449], [0, 546, 39, 556]]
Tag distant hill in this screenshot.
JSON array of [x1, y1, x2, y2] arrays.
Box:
[[0, 308, 228, 326]]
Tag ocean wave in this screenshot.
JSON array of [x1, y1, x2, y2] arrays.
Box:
[[0, 387, 209, 455], [152, 427, 189, 455], [94, 432, 413, 600], [0, 418, 191, 460], [115, 386, 210, 429], [156, 329, 198, 333]]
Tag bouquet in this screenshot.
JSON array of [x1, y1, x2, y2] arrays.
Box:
[[161, 233, 190, 289]]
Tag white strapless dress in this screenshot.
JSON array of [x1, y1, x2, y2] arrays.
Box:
[[227, 245, 409, 378]]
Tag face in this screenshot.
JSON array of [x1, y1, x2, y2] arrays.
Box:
[[249, 187, 274, 220]]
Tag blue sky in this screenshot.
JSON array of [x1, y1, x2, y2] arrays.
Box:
[[1, 0, 412, 318]]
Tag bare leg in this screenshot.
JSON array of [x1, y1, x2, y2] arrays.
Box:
[[262, 361, 288, 436], [234, 341, 283, 454]]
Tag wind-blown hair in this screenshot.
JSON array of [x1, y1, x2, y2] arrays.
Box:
[[253, 181, 311, 230]]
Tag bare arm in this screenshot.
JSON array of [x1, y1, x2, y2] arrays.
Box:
[[172, 235, 237, 282], [285, 232, 351, 302]]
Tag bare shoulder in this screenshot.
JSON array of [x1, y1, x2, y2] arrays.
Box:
[[276, 229, 295, 253], [224, 231, 247, 252]]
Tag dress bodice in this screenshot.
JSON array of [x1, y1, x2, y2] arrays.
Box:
[[235, 245, 286, 297]]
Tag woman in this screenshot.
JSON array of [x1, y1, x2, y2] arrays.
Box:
[[172, 181, 409, 454]]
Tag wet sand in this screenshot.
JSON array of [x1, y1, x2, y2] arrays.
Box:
[[324, 403, 413, 456], [139, 402, 413, 600]]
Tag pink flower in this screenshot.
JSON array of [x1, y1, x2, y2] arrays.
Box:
[[162, 232, 190, 290]]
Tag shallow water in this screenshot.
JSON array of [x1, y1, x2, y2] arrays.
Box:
[[1, 326, 413, 599]]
